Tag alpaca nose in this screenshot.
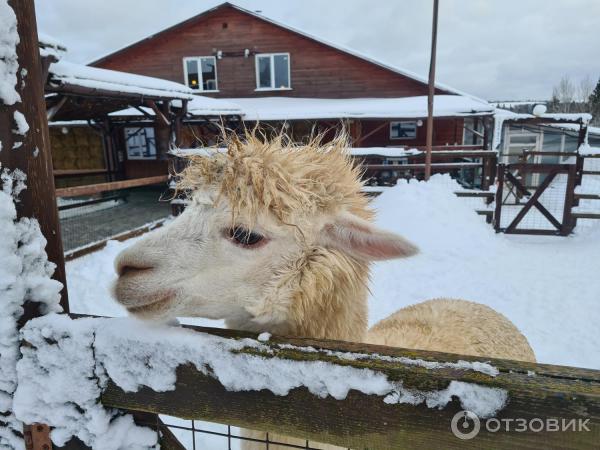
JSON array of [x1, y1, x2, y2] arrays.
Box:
[[115, 256, 154, 277]]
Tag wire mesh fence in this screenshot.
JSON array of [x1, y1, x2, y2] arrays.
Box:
[[132, 415, 353, 450], [497, 171, 569, 231], [58, 185, 172, 252]]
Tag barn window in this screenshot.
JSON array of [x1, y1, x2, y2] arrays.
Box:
[[124, 127, 156, 160], [183, 56, 218, 91], [255, 53, 291, 90], [390, 121, 417, 140]]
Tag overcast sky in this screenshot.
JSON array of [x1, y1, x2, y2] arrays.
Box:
[[35, 0, 600, 101]]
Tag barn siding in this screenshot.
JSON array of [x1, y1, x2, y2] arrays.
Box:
[[358, 118, 464, 147], [93, 6, 448, 99]]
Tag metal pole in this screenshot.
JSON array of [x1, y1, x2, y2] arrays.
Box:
[[425, 0, 439, 181]]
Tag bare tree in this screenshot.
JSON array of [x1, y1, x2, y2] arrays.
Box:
[[578, 75, 594, 103], [552, 75, 576, 113]]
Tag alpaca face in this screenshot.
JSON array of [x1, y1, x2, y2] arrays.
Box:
[[113, 134, 418, 326], [112, 186, 418, 325]]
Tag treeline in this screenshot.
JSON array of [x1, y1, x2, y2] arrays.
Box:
[[548, 75, 600, 125]]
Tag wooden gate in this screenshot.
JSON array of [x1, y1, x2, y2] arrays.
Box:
[[494, 163, 577, 236]]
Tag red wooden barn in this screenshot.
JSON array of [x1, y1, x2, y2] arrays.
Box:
[[89, 2, 496, 186]]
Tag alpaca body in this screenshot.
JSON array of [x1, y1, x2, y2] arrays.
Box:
[[111, 132, 535, 450], [367, 298, 535, 362]]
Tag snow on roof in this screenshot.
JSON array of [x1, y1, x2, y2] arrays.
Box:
[[38, 32, 67, 52], [187, 95, 243, 115], [227, 96, 494, 121], [350, 147, 422, 158], [109, 95, 242, 117], [548, 123, 600, 136], [172, 147, 422, 158], [48, 60, 195, 101], [89, 2, 484, 102], [38, 31, 67, 60], [490, 100, 547, 108], [494, 108, 592, 123]]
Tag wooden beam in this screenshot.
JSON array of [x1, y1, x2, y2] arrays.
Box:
[[353, 121, 388, 146], [55, 175, 168, 198], [46, 95, 67, 121], [1, 0, 68, 311], [53, 168, 108, 177], [95, 322, 600, 449]]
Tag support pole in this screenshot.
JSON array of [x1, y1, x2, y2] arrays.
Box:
[[1, 0, 68, 312], [424, 0, 439, 181]]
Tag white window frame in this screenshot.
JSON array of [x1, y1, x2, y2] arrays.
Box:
[[124, 127, 156, 160], [389, 121, 417, 140], [182, 56, 219, 92], [255, 52, 292, 91]]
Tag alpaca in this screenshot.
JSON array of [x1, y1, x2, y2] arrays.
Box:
[[113, 131, 535, 449]]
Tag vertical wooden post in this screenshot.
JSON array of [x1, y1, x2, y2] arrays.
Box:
[[494, 164, 505, 232], [562, 163, 577, 235], [0, 1, 67, 448], [1, 0, 68, 312], [424, 0, 439, 181]]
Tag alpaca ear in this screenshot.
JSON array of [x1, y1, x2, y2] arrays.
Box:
[[320, 212, 419, 261]]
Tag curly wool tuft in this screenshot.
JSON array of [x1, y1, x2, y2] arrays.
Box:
[[176, 130, 372, 228]]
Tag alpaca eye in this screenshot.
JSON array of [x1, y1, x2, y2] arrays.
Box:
[[228, 227, 264, 247]]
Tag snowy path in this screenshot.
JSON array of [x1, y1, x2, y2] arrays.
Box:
[[66, 175, 600, 372]]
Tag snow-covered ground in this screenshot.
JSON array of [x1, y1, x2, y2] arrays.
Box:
[[67, 175, 600, 370], [63, 174, 600, 448]]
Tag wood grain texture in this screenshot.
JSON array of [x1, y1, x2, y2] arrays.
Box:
[[99, 323, 600, 450], [55, 175, 167, 197], [0, 0, 68, 311]]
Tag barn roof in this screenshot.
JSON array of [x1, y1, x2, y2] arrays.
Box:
[[89, 2, 482, 101], [221, 95, 494, 121], [48, 60, 195, 101]]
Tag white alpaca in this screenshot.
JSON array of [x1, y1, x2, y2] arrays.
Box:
[[113, 133, 535, 449]]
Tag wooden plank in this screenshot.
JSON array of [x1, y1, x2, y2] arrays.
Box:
[[582, 170, 600, 175], [55, 175, 168, 198], [54, 168, 108, 177], [574, 193, 600, 200], [365, 162, 482, 170], [572, 212, 600, 219], [562, 164, 577, 235], [97, 323, 600, 449], [494, 165, 504, 231], [455, 191, 495, 198], [0, 0, 69, 311], [504, 163, 572, 173]]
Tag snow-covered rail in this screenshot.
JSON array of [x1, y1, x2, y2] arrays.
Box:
[[16, 314, 600, 449]]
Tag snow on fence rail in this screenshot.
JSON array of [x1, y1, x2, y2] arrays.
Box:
[[14, 314, 600, 449]]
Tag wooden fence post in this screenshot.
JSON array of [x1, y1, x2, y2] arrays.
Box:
[[493, 164, 504, 232], [1, 0, 68, 312], [0, 1, 70, 448]]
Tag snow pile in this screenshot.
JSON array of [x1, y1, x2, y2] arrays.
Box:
[[14, 314, 507, 438], [0, 0, 20, 106], [15, 316, 157, 450], [369, 174, 600, 369], [0, 169, 63, 449]]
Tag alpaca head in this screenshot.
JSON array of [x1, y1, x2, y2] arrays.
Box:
[[113, 132, 418, 331]]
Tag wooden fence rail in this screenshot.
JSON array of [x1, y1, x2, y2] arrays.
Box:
[[91, 319, 600, 450], [55, 175, 168, 198]]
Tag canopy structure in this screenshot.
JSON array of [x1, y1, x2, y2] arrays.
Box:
[[45, 61, 196, 121], [218, 95, 494, 121]]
